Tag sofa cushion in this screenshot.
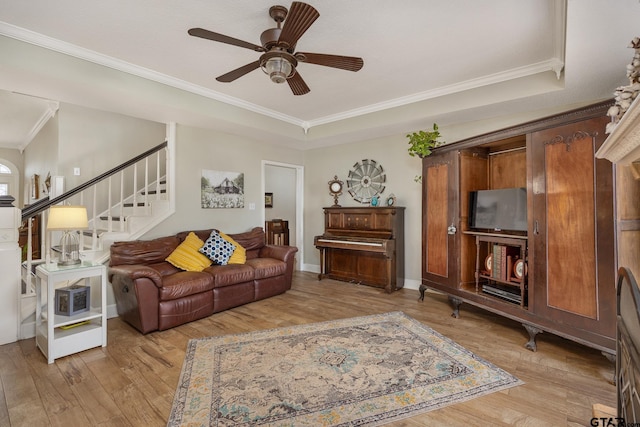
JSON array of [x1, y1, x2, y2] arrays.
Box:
[[110, 236, 180, 266], [228, 227, 266, 260], [246, 258, 287, 280], [159, 271, 215, 301], [200, 230, 236, 265], [204, 264, 255, 287], [148, 261, 181, 277], [166, 232, 212, 272], [219, 231, 246, 264]]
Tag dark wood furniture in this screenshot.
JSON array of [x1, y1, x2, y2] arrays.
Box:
[[421, 102, 619, 353], [314, 206, 404, 293], [469, 232, 528, 310], [616, 267, 640, 423], [265, 219, 289, 245], [18, 214, 40, 261]]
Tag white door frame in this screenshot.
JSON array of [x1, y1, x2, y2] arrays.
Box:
[[261, 160, 303, 270]]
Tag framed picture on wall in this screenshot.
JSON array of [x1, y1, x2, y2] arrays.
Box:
[[265, 192, 273, 208], [31, 174, 40, 200], [201, 169, 245, 209]]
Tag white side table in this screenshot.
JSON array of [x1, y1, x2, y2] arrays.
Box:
[[35, 262, 107, 364]]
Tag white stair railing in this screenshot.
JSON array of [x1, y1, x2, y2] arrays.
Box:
[[21, 140, 169, 271]]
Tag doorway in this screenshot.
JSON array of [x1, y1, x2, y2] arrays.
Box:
[[262, 161, 303, 271]]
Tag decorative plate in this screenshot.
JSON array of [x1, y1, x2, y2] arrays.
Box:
[[514, 259, 527, 280], [346, 159, 386, 203], [484, 254, 493, 274]]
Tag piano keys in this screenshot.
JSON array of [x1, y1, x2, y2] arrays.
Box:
[[314, 207, 404, 293]]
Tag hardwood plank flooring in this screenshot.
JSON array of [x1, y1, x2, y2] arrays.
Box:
[[0, 271, 616, 426]]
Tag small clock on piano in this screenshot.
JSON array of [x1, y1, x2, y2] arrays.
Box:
[[328, 176, 344, 207]]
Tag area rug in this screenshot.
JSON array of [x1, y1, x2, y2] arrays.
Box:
[[167, 311, 522, 426]]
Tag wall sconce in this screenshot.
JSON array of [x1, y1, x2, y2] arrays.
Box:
[[46, 205, 88, 266]]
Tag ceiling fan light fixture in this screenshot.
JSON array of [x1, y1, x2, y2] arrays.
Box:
[[264, 56, 293, 84], [260, 51, 297, 84]]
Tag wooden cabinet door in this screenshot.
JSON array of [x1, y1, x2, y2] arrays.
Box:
[[530, 116, 616, 339], [422, 151, 459, 288]]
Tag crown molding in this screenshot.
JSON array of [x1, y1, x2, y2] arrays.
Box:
[[596, 95, 640, 164], [307, 58, 565, 129], [18, 100, 59, 152], [0, 22, 305, 128], [1, 8, 567, 136]]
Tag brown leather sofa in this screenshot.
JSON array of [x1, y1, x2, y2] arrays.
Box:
[[108, 227, 298, 333]]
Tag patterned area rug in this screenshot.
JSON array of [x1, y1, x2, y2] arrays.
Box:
[[168, 311, 522, 426]]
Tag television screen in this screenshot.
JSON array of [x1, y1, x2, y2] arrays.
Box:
[[469, 188, 527, 232]]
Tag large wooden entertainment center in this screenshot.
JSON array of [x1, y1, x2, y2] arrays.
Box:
[[421, 101, 621, 354]]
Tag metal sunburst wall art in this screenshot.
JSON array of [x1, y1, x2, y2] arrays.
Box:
[[346, 159, 386, 204]]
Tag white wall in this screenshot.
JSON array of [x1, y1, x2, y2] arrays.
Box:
[[142, 124, 305, 239], [56, 103, 166, 190], [303, 133, 423, 286], [23, 114, 58, 205]]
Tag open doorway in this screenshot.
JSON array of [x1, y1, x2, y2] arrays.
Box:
[[262, 161, 303, 271]]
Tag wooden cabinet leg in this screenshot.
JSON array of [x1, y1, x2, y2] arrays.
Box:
[[449, 296, 462, 318], [317, 248, 325, 281], [418, 284, 427, 301], [522, 323, 543, 351]]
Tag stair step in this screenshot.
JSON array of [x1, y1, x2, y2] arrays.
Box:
[[140, 189, 166, 195], [99, 216, 125, 221], [82, 229, 108, 236], [123, 202, 147, 207]]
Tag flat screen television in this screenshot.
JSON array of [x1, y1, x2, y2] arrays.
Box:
[[468, 188, 527, 232]]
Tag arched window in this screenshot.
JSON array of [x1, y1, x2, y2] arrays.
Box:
[[0, 161, 17, 198]]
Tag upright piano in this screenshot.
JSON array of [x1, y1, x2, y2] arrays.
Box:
[[314, 206, 404, 293]]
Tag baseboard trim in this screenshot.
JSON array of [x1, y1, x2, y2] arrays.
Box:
[[299, 265, 421, 291]]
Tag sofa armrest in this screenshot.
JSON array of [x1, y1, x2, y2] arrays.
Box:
[[109, 264, 162, 334], [108, 264, 164, 288], [259, 245, 298, 263]]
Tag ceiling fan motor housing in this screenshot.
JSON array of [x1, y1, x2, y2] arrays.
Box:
[[260, 28, 281, 50]]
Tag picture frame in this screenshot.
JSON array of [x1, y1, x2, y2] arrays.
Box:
[[265, 192, 273, 208], [201, 169, 245, 209], [55, 285, 90, 316], [31, 174, 40, 200]]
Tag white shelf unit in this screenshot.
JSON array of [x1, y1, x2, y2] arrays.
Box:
[[35, 262, 107, 364]]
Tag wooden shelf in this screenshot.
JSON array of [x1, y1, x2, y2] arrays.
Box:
[[472, 221, 528, 308]]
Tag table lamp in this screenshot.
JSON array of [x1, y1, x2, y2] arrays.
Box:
[[47, 205, 88, 266]]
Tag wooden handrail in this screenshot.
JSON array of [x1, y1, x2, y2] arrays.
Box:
[[21, 141, 167, 221]]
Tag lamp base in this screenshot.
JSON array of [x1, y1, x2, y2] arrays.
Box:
[[57, 230, 81, 267], [57, 258, 81, 267]]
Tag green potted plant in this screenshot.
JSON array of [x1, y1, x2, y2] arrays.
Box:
[[406, 123, 444, 182]]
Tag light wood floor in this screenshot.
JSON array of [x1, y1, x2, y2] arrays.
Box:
[[0, 271, 616, 426]]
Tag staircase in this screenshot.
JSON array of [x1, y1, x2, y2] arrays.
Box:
[[81, 176, 171, 263], [19, 139, 175, 338]]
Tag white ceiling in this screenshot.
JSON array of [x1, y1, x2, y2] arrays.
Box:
[[0, 0, 639, 150]]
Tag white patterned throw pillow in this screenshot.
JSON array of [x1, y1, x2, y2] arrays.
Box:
[[199, 230, 237, 265]]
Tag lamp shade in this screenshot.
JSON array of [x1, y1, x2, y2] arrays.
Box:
[[47, 205, 88, 231]]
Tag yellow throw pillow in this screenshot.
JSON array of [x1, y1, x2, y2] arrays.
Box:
[[166, 232, 212, 272], [219, 231, 247, 264]]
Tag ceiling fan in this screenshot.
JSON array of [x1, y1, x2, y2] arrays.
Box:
[[188, 2, 364, 95]]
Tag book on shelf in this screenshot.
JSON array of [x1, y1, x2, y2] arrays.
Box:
[[492, 244, 521, 281], [492, 244, 502, 280]]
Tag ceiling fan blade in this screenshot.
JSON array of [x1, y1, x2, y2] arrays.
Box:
[[295, 52, 364, 72], [287, 72, 310, 96], [216, 60, 261, 83], [277, 2, 319, 49], [188, 28, 264, 52]]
